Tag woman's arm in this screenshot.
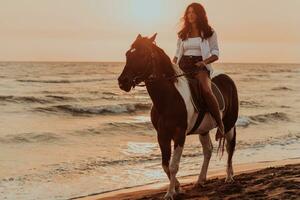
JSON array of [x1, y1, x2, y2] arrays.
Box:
[[208, 31, 220, 58], [200, 54, 219, 66], [195, 31, 219, 67], [172, 37, 181, 63]]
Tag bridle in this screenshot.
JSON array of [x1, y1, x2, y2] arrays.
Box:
[[131, 49, 158, 87]]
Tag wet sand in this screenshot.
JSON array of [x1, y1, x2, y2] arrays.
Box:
[[75, 159, 300, 200]]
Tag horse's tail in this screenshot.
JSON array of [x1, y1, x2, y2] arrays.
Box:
[[229, 125, 237, 160], [217, 134, 226, 158], [212, 73, 239, 159]]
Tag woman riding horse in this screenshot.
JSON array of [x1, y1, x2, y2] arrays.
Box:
[[118, 3, 239, 200], [173, 3, 225, 139]]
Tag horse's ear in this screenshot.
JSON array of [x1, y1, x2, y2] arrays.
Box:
[[149, 33, 157, 43], [136, 34, 142, 40]]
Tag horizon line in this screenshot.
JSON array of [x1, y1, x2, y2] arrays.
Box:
[[0, 60, 299, 65]]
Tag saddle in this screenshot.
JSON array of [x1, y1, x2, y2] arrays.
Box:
[[188, 77, 225, 113], [186, 77, 225, 135]]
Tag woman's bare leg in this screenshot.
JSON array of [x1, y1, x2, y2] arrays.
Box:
[[195, 71, 224, 136]]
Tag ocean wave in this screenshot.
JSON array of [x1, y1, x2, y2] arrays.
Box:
[[45, 95, 75, 101], [94, 112, 289, 133], [17, 78, 105, 83], [271, 86, 293, 91], [30, 132, 300, 170], [102, 92, 118, 96], [40, 90, 72, 94], [236, 112, 290, 127], [35, 103, 152, 115], [237, 132, 300, 149], [236, 116, 252, 127], [249, 112, 289, 123], [78, 132, 300, 168], [240, 100, 263, 108], [0, 132, 63, 144], [0, 95, 53, 104], [0, 95, 75, 104]]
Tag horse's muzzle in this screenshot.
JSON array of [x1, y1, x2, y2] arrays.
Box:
[[118, 76, 132, 92]]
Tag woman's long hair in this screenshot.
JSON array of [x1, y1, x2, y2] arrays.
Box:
[[178, 3, 214, 41]]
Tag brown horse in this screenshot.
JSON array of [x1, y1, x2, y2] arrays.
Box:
[[118, 33, 239, 200]]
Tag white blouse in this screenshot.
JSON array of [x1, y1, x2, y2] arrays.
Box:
[[182, 37, 202, 56], [174, 30, 220, 78]]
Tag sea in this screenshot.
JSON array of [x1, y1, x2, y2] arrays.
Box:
[[0, 62, 299, 200]]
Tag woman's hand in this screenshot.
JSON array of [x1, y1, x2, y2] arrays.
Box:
[[172, 57, 178, 64], [195, 61, 206, 69]]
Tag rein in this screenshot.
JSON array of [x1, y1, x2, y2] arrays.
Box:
[[133, 67, 206, 87]]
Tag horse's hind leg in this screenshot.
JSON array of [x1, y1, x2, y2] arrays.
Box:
[[225, 126, 236, 182], [195, 132, 213, 187]]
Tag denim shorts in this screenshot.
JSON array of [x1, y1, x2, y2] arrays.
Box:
[[178, 55, 210, 78]]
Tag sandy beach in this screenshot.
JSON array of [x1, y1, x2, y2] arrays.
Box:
[[75, 159, 300, 200]]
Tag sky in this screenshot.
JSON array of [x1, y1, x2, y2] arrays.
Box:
[[0, 0, 300, 63]]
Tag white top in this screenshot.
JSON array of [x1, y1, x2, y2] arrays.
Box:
[[182, 37, 202, 56], [174, 30, 220, 78]]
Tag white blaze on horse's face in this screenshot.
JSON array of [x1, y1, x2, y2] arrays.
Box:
[[118, 47, 140, 92]]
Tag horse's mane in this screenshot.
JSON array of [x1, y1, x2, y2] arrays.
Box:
[[152, 44, 178, 83]]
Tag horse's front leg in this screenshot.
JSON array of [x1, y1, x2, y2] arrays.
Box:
[[158, 138, 181, 191], [162, 127, 186, 200]]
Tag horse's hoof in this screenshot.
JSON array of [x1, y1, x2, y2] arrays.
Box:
[[193, 181, 205, 189], [175, 186, 181, 193], [164, 190, 176, 200], [225, 176, 234, 183]]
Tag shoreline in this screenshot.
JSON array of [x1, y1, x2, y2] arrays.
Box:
[[72, 158, 300, 200]]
